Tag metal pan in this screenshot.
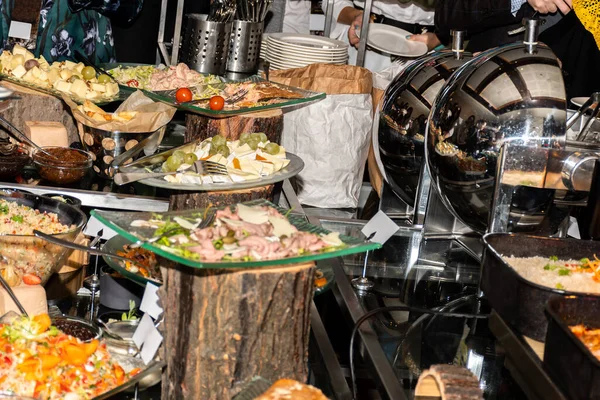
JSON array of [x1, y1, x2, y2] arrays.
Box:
[[481, 233, 600, 341], [544, 295, 600, 400]]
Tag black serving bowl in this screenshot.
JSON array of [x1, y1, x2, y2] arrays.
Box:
[[52, 315, 102, 342], [0, 149, 30, 180], [544, 295, 600, 400], [482, 233, 600, 341]]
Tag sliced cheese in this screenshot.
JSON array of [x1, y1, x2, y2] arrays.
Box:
[[269, 215, 297, 237], [321, 232, 343, 247], [237, 203, 269, 225], [12, 64, 26, 78]]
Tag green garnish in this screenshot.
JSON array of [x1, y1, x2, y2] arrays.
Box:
[[549, 256, 558, 261], [555, 283, 565, 290], [10, 215, 23, 223], [544, 264, 559, 271], [121, 300, 138, 321], [212, 239, 223, 250], [558, 268, 571, 276], [284, 207, 294, 218], [157, 236, 170, 247], [0, 204, 8, 214]]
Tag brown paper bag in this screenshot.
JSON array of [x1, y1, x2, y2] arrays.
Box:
[[269, 63, 373, 95]]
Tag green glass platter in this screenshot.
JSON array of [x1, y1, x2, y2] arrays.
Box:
[[91, 199, 380, 269], [0, 74, 124, 105], [143, 75, 325, 118], [102, 235, 163, 287]]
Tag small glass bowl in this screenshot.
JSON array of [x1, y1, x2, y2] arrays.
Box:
[[32, 146, 92, 184], [0, 150, 30, 180]]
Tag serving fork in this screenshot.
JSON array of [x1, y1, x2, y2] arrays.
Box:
[[113, 160, 230, 185]]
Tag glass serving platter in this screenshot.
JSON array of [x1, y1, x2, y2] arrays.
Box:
[[0, 74, 123, 105], [100, 62, 224, 93], [102, 234, 163, 286], [144, 75, 326, 118], [91, 199, 380, 269]]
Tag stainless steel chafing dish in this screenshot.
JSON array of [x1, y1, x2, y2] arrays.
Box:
[[425, 19, 568, 233], [377, 31, 472, 221]]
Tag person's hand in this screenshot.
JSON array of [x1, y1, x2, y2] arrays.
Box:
[[406, 33, 441, 51], [527, 0, 572, 14], [348, 11, 364, 48]]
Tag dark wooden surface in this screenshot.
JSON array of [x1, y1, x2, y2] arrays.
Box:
[[185, 109, 283, 144]]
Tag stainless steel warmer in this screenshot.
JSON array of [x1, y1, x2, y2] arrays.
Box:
[[426, 25, 567, 233], [378, 32, 473, 223]]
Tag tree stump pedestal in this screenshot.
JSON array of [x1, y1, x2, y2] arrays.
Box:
[[160, 110, 314, 399]]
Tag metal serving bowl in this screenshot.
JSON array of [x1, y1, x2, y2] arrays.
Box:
[[377, 49, 473, 207], [426, 42, 567, 233]]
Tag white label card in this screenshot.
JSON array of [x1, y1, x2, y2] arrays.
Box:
[[83, 216, 118, 240], [568, 216, 581, 239], [8, 21, 32, 40], [132, 313, 154, 349], [361, 210, 400, 245], [140, 325, 163, 365], [139, 282, 163, 319]]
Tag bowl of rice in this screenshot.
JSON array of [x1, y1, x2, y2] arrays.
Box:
[[0, 192, 87, 285]]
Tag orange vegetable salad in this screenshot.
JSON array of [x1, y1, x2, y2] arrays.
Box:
[[0, 314, 138, 399]]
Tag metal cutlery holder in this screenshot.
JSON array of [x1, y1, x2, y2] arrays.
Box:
[[226, 20, 264, 74], [179, 14, 232, 75]]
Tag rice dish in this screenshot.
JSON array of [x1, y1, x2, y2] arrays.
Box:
[[0, 199, 71, 235], [0, 199, 75, 284], [504, 255, 600, 294]]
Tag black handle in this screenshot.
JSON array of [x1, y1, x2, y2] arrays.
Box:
[[580, 159, 600, 240]]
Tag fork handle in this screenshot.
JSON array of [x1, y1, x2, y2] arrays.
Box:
[[114, 171, 177, 185]]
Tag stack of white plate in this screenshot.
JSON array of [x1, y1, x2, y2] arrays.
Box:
[[260, 33, 349, 70]]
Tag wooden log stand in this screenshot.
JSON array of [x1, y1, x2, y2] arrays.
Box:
[[161, 110, 315, 398]]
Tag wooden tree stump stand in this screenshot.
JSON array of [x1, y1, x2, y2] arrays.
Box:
[[160, 262, 314, 399], [162, 109, 313, 398], [185, 109, 283, 143]]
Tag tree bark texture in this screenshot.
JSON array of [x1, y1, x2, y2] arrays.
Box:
[[168, 185, 274, 210], [185, 109, 283, 143], [160, 262, 314, 399]]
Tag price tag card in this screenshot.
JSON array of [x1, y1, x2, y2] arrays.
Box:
[[139, 282, 163, 320], [361, 210, 400, 245], [132, 313, 154, 349], [8, 0, 44, 49], [140, 325, 163, 365], [84, 216, 118, 240], [8, 22, 32, 40]]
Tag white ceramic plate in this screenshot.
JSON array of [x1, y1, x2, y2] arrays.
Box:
[[266, 44, 348, 61], [123, 152, 305, 191], [571, 97, 591, 107], [267, 35, 348, 55], [366, 24, 427, 58], [266, 39, 348, 56], [266, 49, 348, 64]]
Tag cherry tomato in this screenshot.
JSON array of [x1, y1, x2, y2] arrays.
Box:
[[23, 274, 41, 285], [209, 95, 225, 110], [126, 79, 139, 87], [176, 87, 193, 103]]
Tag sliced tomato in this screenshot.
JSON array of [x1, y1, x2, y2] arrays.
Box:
[[126, 79, 140, 87], [23, 274, 41, 285]]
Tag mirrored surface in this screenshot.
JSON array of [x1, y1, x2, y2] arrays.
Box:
[[378, 51, 473, 207], [426, 43, 567, 232]]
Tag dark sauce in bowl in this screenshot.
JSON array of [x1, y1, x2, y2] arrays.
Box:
[[53, 317, 99, 342]]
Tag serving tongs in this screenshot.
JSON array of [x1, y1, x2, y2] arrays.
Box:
[[110, 127, 166, 173], [567, 92, 600, 143], [0, 115, 59, 160], [33, 230, 149, 271]]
